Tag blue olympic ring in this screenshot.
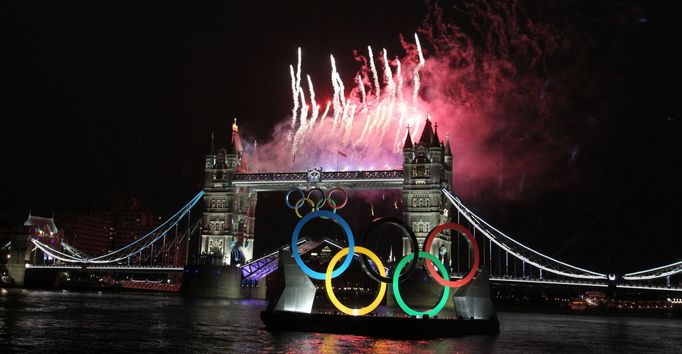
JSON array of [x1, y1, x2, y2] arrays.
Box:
[[291, 210, 355, 280], [285, 188, 305, 209]]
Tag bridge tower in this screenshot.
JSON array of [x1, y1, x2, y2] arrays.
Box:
[[402, 117, 453, 269], [200, 119, 257, 265]]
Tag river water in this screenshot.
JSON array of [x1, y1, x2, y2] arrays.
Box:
[[1, 289, 680, 353]]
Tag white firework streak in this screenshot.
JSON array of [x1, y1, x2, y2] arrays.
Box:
[[413, 33, 425, 108], [367, 102, 383, 134], [330, 55, 341, 131], [393, 103, 408, 152], [395, 57, 403, 102], [296, 47, 302, 98], [288, 64, 299, 143], [307, 75, 319, 129], [291, 87, 308, 157], [343, 101, 355, 144], [378, 49, 397, 144], [368, 46, 381, 99], [356, 109, 372, 148], [379, 99, 396, 145], [382, 49, 396, 100], [335, 69, 346, 111], [320, 101, 331, 123], [357, 74, 366, 108]]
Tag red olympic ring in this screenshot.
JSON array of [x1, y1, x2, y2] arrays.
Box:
[[423, 223, 479, 288], [326, 187, 348, 209]]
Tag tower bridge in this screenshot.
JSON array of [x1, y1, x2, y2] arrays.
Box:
[[200, 118, 452, 266], [8, 117, 681, 295]]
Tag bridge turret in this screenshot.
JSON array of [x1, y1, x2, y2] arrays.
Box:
[[200, 119, 257, 266], [402, 116, 452, 270], [204, 133, 216, 183]]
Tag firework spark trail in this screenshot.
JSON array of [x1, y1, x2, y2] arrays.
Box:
[[307, 75, 319, 129], [320, 101, 331, 123], [412, 34, 425, 108], [367, 102, 383, 134], [291, 88, 308, 156], [343, 101, 356, 144], [357, 110, 372, 148], [281, 35, 431, 171], [336, 70, 346, 112], [378, 49, 397, 145], [368, 46, 381, 99], [357, 74, 366, 107], [382, 49, 396, 100], [393, 103, 408, 152], [330, 55, 342, 131], [395, 57, 404, 102], [288, 65, 298, 142]]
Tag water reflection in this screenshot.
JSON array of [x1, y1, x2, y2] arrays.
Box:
[[1, 289, 681, 353]]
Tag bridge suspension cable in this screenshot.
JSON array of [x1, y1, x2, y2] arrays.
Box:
[[442, 188, 607, 280], [30, 191, 204, 265], [623, 260, 682, 280]]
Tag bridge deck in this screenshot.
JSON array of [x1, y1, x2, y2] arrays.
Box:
[[232, 170, 403, 191], [26, 264, 183, 272]]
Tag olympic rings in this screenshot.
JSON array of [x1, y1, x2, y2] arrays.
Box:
[[286, 188, 346, 218], [325, 246, 387, 316], [285, 188, 305, 209], [359, 217, 419, 283], [291, 210, 355, 280], [326, 187, 348, 209], [286, 191, 481, 317], [423, 223, 480, 288], [392, 251, 451, 317]]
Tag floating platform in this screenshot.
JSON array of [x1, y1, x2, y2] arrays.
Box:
[[260, 310, 500, 339]]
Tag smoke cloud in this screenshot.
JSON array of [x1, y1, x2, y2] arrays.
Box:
[[254, 0, 606, 204]]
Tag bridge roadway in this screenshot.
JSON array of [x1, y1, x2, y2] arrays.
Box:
[[231, 169, 403, 191], [26, 264, 682, 292], [26, 264, 183, 273]]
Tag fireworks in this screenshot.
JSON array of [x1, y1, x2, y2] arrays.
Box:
[[284, 34, 428, 171]]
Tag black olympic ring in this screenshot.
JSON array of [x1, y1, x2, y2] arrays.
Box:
[[306, 188, 326, 204], [359, 217, 419, 283]]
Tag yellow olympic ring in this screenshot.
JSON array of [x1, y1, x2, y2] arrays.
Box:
[[325, 246, 386, 316], [294, 198, 315, 218]]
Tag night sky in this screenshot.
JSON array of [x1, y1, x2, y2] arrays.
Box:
[[4, 1, 681, 273]]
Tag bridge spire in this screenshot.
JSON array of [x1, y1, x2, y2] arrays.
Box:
[[209, 132, 216, 155], [433, 122, 441, 147], [444, 133, 452, 157], [403, 125, 413, 149], [251, 139, 260, 173], [230, 118, 244, 155], [418, 114, 435, 146]]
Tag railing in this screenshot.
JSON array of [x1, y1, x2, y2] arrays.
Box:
[[233, 172, 307, 182], [233, 169, 403, 182]]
